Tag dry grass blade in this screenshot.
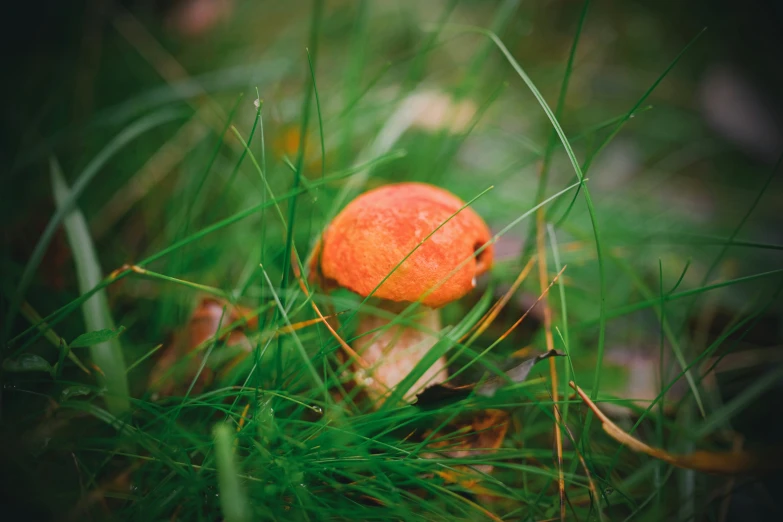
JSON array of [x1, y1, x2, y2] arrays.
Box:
[[535, 209, 565, 522], [462, 254, 536, 344], [292, 253, 370, 370], [570, 382, 782, 474], [494, 265, 567, 345]]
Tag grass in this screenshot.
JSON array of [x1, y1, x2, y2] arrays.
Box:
[[2, 1, 782, 521]]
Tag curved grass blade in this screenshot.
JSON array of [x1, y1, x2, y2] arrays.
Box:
[[443, 26, 612, 416], [51, 158, 130, 415]]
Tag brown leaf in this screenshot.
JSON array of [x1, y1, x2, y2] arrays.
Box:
[[570, 381, 783, 475], [425, 409, 509, 507]]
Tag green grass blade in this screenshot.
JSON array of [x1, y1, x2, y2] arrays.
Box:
[[581, 28, 707, 175], [525, 0, 589, 249], [213, 423, 251, 522], [51, 158, 130, 416], [282, 0, 323, 299], [680, 151, 783, 333], [458, 0, 521, 95], [577, 268, 783, 326], [551, 29, 706, 225], [307, 47, 326, 186], [453, 26, 610, 420]]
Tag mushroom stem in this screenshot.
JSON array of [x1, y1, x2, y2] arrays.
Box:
[[353, 301, 449, 404]]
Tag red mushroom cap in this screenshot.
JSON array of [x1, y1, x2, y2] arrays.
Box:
[[315, 182, 493, 308]]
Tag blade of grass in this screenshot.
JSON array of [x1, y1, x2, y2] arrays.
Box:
[[91, 113, 208, 238], [117, 265, 230, 299], [213, 423, 251, 522], [678, 151, 783, 336], [551, 28, 707, 226], [656, 259, 666, 517], [525, 0, 589, 259], [0, 290, 91, 374], [458, 0, 521, 96], [51, 158, 130, 416], [537, 216, 567, 521], [306, 48, 326, 187], [282, 0, 323, 302], [522, 49, 584, 503], [463, 255, 536, 345], [547, 225, 573, 428], [611, 255, 705, 417], [695, 365, 783, 438], [576, 267, 783, 327], [260, 266, 326, 396], [338, 0, 369, 165], [205, 100, 261, 225], [448, 26, 611, 439]]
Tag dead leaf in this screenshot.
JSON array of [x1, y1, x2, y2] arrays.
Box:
[[424, 409, 509, 505], [570, 381, 783, 474]]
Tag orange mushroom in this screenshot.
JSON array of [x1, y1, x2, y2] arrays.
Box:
[[310, 182, 493, 404]]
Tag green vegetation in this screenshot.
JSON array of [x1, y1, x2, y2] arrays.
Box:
[[2, 1, 781, 521]]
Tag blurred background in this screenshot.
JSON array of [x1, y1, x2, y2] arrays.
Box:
[[1, 1, 783, 520]]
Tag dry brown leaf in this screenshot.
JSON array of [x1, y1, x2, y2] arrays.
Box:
[[570, 381, 783, 474], [424, 409, 509, 505]]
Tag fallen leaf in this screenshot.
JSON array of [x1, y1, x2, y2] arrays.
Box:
[[425, 409, 509, 502], [570, 381, 783, 474]]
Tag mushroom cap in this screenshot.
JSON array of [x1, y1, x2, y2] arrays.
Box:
[[315, 182, 493, 308]]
